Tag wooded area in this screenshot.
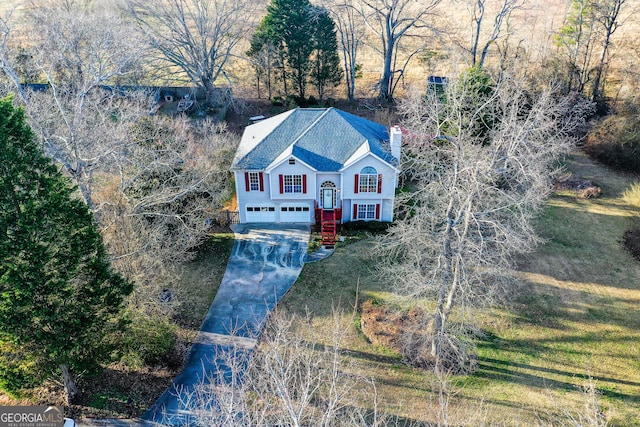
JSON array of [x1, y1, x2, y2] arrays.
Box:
[[0, 0, 639, 425]]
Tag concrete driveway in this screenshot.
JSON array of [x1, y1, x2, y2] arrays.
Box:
[[141, 224, 310, 426]]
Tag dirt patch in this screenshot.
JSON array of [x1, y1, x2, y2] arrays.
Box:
[[0, 362, 176, 421], [359, 300, 477, 373], [75, 364, 176, 419], [359, 300, 423, 356], [553, 177, 602, 199], [623, 228, 640, 261]]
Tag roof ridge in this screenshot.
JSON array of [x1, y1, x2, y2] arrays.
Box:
[[289, 107, 331, 149], [232, 108, 300, 169], [332, 108, 397, 167], [330, 107, 369, 147]]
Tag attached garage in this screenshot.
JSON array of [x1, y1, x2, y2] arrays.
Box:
[[280, 204, 311, 223], [245, 205, 276, 222]]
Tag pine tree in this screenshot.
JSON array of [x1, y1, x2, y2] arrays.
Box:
[[255, 0, 315, 98], [0, 96, 133, 401], [310, 7, 343, 101]]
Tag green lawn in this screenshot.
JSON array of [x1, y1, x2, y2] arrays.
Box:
[[173, 232, 236, 331], [279, 151, 640, 426]]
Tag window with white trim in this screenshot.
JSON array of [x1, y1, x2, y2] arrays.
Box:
[[284, 174, 303, 193], [357, 204, 377, 220], [359, 167, 378, 193], [248, 172, 260, 191]]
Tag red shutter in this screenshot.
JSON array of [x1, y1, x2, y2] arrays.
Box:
[[244, 172, 250, 192], [354, 174, 359, 193], [302, 174, 307, 194], [353, 204, 358, 220], [375, 204, 381, 220], [279, 174, 284, 194], [377, 174, 383, 193], [259, 172, 264, 191]]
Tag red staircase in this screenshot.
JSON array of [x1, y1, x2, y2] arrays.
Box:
[[320, 209, 337, 246]]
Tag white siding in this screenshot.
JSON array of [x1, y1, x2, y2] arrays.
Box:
[[235, 167, 315, 223], [235, 171, 273, 223], [268, 160, 317, 201], [341, 155, 397, 200], [235, 154, 397, 224], [341, 155, 397, 222]]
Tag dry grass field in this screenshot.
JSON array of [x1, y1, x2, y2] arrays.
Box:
[[3, 0, 639, 100]]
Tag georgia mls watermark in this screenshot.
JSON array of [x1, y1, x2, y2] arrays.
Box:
[[0, 406, 65, 427]]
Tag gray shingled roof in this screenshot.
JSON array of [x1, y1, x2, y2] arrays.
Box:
[[231, 108, 396, 171]]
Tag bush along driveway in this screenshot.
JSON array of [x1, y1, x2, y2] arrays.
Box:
[[141, 224, 310, 426]]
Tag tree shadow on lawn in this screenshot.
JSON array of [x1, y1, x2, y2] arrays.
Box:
[[475, 259, 640, 411], [521, 203, 640, 292], [478, 330, 640, 384], [474, 355, 639, 402], [509, 279, 640, 331], [475, 287, 640, 408]]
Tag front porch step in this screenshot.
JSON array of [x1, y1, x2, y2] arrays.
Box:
[[319, 208, 338, 246], [321, 226, 336, 245]]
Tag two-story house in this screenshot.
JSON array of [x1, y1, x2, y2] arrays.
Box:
[[231, 107, 401, 242]]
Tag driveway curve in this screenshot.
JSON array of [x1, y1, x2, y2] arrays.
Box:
[[141, 224, 310, 426]]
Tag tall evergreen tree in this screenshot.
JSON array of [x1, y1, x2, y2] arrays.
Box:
[[254, 0, 315, 98], [0, 96, 133, 402], [310, 7, 343, 101]]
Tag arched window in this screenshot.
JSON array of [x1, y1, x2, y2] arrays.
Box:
[[360, 166, 377, 175], [358, 166, 378, 193]]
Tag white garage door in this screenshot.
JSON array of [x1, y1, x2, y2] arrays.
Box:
[[245, 205, 276, 222], [280, 205, 311, 223]]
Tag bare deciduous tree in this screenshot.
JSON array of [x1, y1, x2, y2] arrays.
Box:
[[1, 1, 147, 207], [467, 0, 523, 68], [98, 115, 237, 317], [378, 71, 578, 372], [178, 311, 390, 427], [555, 0, 597, 94], [0, 5, 27, 100], [125, 0, 255, 100], [589, 0, 627, 107], [355, 0, 441, 101], [27, 1, 145, 92], [555, 0, 628, 108], [246, 30, 279, 100], [324, 0, 367, 101], [1, 0, 239, 326], [14, 88, 238, 318], [23, 89, 144, 208]]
